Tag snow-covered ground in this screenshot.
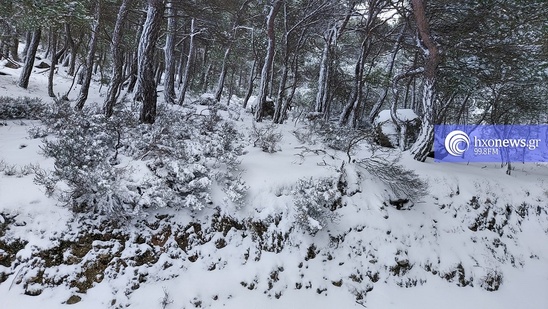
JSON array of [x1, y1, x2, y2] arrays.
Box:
[[1, 60, 547, 309]]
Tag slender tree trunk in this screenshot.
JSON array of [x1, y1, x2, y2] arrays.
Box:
[[409, 0, 441, 162], [214, 46, 231, 102], [227, 69, 235, 105], [76, 1, 102, 110], [18, 28, 41, 89], [10, 25, 20, 62], [176, 37, 187, 87], [64, 24, 78, 76], [177, 18, 196, 105], [199, 45, 209, 91], [126, 52, 139, 93], [279, 30, 304, 123], [273, 61, 288, 123], [163, 3, 177, 104], [242, 58, 256, 109], [254, 0, 283, 121], [138, 0, 165, 123], [315, 27, 334, 113], [104, 0, 131, 117], [338, 2, 385, 127], [367, 25, 405, 125], [22, 31, 31, 60], [47, 32, 58, 97], [338, 38, 368, 127]]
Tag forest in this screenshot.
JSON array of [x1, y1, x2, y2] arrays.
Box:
[[2, 0, 546, 161]]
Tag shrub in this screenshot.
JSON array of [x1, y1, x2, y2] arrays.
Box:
[[356, 156, 428, 207], [0, 96, 46, 120], [251, 122, 282, 153], [35, 102, 247, 216], [479, 269, 503, 291], [37, 107, 137, 215], [293, 177, 341, 234]]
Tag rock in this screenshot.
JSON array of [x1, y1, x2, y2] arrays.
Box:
[[4, 61, 20, 69], [66, 295, 82, 305], [34, 61, 50, 69]]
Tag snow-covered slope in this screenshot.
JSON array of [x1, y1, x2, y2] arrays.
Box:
[[1, 60, 547, 309]]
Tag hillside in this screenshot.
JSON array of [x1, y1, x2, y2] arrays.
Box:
[[1, 60, 547, 309]]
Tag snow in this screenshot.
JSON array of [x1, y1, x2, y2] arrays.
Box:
[[1, 55, 548, 309], [375, 109, 418, 124]]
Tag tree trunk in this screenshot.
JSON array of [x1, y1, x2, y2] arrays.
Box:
[[104, 0, 131, 117], [76, 1, 102, 110], [254, 0, 283, 121], [163, 3, 177, 104], [126, 52, 139, 93], [315, 27, 334, 114], [409, 0, 441, 162], [47, 32, 58, 97], [226, 69, 235, 105], [338, 38, 368, 127], [338, 2, 385, 128], [214, 46, 231, 102], [138, 0, 165, 123], [242, 58, 257, 109], [18, 28, 41, 89], [177, 18, 196, 105], [22, 31, 31, 59], [10, 25, 20, 62], [64, 24, 78, 76], [272, 57, 288, 123], [367, 25, 405, 125]]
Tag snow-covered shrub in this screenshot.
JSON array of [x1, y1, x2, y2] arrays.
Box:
[[2, 164, 17, 176], [36, 108, 138, 215], [36, 101, 247, 215], [27, 125, 49, 138], [222, 175, 249, 208], [479, 269, 503, 291], [356, 157, 427, 206], [0, 96, 45, 120], [251, 122, 282, 153], [293, 177, 341, 234], [304, 118, 366, 152]]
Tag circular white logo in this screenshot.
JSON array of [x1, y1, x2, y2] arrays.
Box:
[[445, 130, 470, 156]]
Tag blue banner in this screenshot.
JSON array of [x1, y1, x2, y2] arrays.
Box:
[[434, 125, 548, 162]]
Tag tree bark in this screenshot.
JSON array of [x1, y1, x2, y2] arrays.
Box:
[[409, 0, 441, 162], [177, 18, 196, 105], [76, 1, 102, 110], [254, 0, 283, 121], [242, 61, 257, 109], [367, 24, 405, 125], [338, 1, 386, 127], [163, 2, 177, 104], [138, 0, 165, 123], [314, 27, 334, 114], [214, 46, 231, 102], [104, 0, 131, 117], [9, 24, 19, 62], [18, 28, 41, 89], [22, 31, 31, 60], [47, 32, 58, 97]]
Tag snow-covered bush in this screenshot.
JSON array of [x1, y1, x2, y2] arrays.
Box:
[[35, 102, 247, 216], [36, 107, 137, 215], [251, 122, 282, 153], [293, 177, 341, 234], [303, 117, 366, 152], [0, 96, 45, 120], [357, 157, 427, 207]]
